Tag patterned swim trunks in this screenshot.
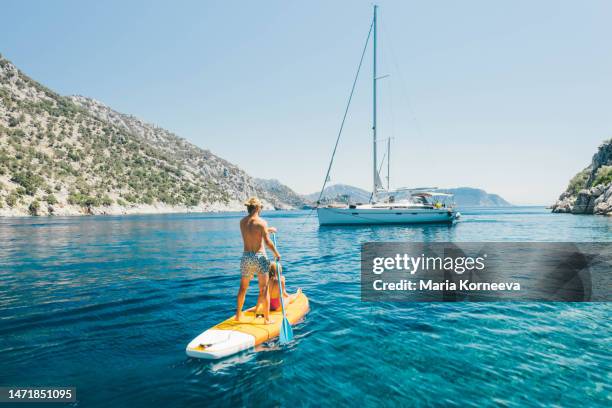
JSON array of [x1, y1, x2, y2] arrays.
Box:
[[240, 251, 270, 279]]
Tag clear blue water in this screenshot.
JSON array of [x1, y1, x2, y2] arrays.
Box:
[[0, 207, 610, 407]]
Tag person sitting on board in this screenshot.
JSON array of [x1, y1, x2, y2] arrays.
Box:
[[236, 197, 281, 324], [268, 262, 302, 311]]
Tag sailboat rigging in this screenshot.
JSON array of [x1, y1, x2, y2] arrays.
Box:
[[316, 5, 460, 226]]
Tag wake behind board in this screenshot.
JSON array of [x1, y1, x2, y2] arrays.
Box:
[[186, 292, 309, 359]]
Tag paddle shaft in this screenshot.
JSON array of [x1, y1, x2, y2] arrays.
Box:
[[272, 233, 287, 312], [271, 233, 293, 343]]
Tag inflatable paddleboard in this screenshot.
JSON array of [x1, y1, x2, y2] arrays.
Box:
[[186, 292, 309, 359]]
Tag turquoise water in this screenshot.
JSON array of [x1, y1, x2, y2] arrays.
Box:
[[0, 207, 610, 407]]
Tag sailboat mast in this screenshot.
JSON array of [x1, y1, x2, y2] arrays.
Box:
[[372, 5, 378, 201]]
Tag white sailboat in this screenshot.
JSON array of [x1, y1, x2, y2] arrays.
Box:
[[316, 5, 460, 226]]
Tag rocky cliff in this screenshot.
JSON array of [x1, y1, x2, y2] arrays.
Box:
[[0, 54, 304, 216], [552, 139, 612, 216]]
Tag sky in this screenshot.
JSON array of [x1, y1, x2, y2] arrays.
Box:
[[2, 0, 611, 204]]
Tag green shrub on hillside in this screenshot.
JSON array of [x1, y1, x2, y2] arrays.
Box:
[[67, 149, 81, 161], [28, 199, 40, 216], [100, 195, 113, 206], [6, 192, 19, 207], [8, 117, 18, 127], [122, 194, 138, 204], [68, 192, 99, 207], [0, 87, 9, 101], [567, 169, 589, 195], [45, 194, 58, 205], [593, 165, 612, 187], [10, 171, 43, 195]]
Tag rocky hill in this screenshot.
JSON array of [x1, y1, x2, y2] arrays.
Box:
[[552, 139, 612, 216], [306, 184, 371, 204], [0, 54, 304, 216], [253, 178, 308, 209], [307, 184, 512, 207]]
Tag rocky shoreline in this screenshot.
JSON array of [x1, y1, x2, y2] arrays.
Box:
[[552, 183, 612, 215], [0, 199, 280, 217], [551, 139, 612, 216]]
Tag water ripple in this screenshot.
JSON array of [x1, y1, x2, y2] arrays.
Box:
[[0, 209, 610, 407]]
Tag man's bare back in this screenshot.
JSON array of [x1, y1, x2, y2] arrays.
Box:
[[240, 215, 268, 253]]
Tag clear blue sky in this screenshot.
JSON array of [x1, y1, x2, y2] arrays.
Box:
[[2, 0, 611, 204]]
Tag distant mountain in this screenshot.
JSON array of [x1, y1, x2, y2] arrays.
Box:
[[0, 54, 303, 216], [435, 187, 512, 207], [305, 184, 371, 204], [552, 139, 611, 215], [254, 179, 307, 209], [307, 184, 512, 207]]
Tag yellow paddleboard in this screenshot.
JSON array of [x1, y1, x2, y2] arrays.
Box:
[[186, 292, 309, 359]]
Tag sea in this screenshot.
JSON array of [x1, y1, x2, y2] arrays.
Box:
[[0, 207, 610, 407]]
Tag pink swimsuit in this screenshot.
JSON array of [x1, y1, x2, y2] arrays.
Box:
[[269, 297, 281, 311]]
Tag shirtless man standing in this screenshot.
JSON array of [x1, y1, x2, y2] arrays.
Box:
[[235, 197, 281, 324]]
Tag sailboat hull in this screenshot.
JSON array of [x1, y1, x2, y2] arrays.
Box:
[[317, 207, 456, 226]]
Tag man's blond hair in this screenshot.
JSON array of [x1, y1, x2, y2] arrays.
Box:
[[244, 197, 262, 214]]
